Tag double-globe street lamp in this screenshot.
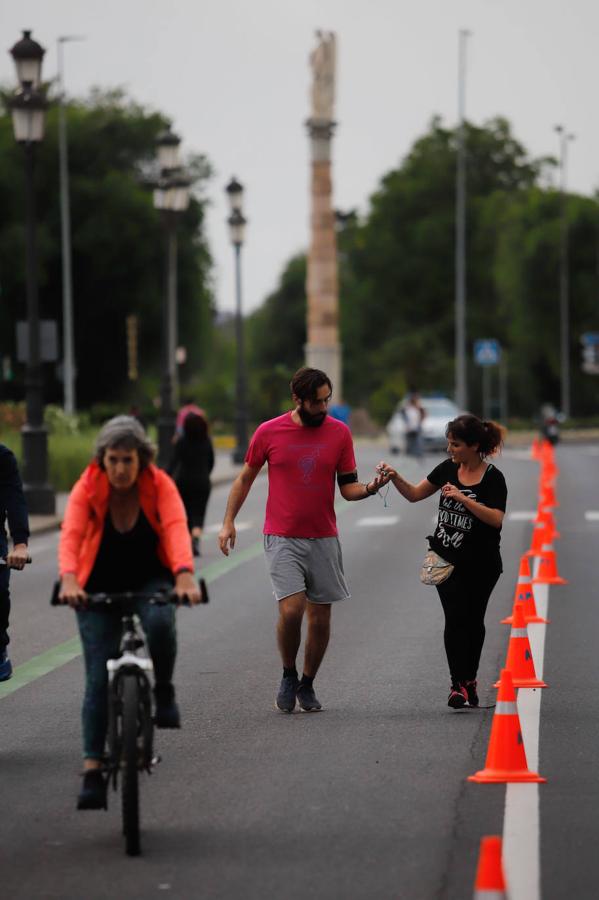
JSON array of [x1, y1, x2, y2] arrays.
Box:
[[225, 178, 248, 464], [153, 127, 190, 466], [8, 30, 55, 513]]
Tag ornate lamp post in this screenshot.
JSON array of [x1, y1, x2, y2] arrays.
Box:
[[8, 30, 55, 514], [225, 177, 248, 464], [153, 127, 190, 466]]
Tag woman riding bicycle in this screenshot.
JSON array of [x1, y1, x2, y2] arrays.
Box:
[[58, 416, 201, 810]]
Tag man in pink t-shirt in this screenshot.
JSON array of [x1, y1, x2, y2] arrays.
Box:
[[219, 367, 387, 713]]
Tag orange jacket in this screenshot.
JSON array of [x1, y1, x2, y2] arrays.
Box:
[[59, 461, 194, 586]]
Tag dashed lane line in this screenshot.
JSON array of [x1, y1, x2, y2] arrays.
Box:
[[584, 511, 599, 521], [508, 511, 536, 521], [355, 516, 400, 527]]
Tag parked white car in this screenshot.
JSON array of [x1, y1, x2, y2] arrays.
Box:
[[387, 396, 461, 454]]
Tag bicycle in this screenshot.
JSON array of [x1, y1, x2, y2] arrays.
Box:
[[51, 579, 208, 856]]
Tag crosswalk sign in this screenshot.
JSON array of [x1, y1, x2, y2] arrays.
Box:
[[473, 339, 501, 367]]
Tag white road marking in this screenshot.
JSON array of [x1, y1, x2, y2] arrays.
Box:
[[203, 521, 253, 534], [508, 511, 536, 521], [584, 511, 599, 521], [502, 569, 548, 900], [502, 449, 536, 461], [355, 516, 399, 527]]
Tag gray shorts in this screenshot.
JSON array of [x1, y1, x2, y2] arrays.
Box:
[[263, 535, 350, 605]]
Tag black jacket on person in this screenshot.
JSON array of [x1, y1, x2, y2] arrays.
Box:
[[0, 444, 30, 559], [168, 436, 215, 489]]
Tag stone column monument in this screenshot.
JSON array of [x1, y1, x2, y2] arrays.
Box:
[[305, 31, 342, 398]]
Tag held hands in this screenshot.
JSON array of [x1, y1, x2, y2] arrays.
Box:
[[6, 543, 29, 571], [374, 462, 396, 485], [218, 522, 236, 556]]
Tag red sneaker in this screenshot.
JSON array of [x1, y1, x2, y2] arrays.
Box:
[[447, 683, 468, 709], [464, 679, 479, 707]]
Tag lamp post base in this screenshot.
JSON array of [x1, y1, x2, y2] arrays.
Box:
[[21, 425, 55, 515], [231, 445, 247, 465], [157, 415, 176, 469]]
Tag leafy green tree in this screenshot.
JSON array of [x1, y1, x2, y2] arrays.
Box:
[[0, 88, 214, 409]]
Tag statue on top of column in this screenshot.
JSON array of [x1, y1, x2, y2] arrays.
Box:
[[309, 30, 336, 121]]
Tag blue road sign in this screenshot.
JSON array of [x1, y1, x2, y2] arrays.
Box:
[[473, 339, 501, 367]]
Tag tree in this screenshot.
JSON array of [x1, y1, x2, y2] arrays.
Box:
[[0, 88, 214, 409]]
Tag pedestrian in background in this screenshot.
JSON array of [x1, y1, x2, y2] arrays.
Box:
[[379, 414, 507, 709], [0, 444, 30, 681], [402, 391, 425, 458], [169, 412, 214, 557]]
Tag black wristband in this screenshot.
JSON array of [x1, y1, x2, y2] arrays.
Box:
[[365, 482, 377, 497]]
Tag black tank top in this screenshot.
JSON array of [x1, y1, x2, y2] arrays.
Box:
[[85, 509, 173, 593]]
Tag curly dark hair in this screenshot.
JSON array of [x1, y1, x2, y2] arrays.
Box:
[[446, 414, 505, 457]]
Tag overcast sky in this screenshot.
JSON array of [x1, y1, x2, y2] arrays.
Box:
[[2, 1, 598, 315]]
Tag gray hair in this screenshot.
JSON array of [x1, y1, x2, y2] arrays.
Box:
[[95, 415, 155, 470]]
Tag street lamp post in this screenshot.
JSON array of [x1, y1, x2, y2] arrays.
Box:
[[225, 177, 248, 465], [57, 35, 84, 416], [555, 125, 575, 419], [153, 127, 190, 466], [8, 30, 55, 514], [455, 29, 471, 411]]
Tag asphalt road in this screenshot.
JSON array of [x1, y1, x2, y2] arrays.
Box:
[[1, 443, 597, 899]]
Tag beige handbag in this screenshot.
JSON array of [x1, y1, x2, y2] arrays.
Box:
[[419, 548, 455, 586]]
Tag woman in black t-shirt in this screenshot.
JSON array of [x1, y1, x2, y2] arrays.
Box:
[[378, 415, 507, 710]]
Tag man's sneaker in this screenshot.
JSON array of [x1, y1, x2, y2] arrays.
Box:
[[275, 674, 299, 713], [296, 683, 322, 712], [154, 683, 181, 728], [447, 683, 468, 709], [77, 769, 107, 810], [464, 679, 479, 707], [0, 651, 12, 682]]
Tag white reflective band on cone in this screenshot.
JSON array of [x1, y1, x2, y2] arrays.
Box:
[[519, 575, 531, 584], [541, 543, 553, 551], [495, 701, 518, 715], [510, 628, 528, 638]]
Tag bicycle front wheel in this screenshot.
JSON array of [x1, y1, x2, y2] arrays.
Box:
[[121, 673, 141, 856]]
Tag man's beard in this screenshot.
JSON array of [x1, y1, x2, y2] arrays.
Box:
[[298, 406, 327, 428]]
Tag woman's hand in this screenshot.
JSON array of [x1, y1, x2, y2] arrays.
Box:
[[59, 573, 87, 609], [174, 570, 201, 605], [375, 461, 397, 483], [441, 482, 465, 503]]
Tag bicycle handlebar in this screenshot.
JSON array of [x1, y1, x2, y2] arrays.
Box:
[[50, 578, 209, 607]]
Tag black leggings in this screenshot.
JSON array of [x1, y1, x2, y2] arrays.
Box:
[[436, 563, 501, 684]]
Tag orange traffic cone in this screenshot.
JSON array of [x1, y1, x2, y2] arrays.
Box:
[[473, 836, 507, 899], [501, 575, 549, 625], [534, 507, 560, 541], [525, 522, 551, 557], [468, 669, 546, 783], [495, 603, 547, 688], [539, 483, 559, 508], [533, 544, 567, 585], [530, 437, 541, 461]]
